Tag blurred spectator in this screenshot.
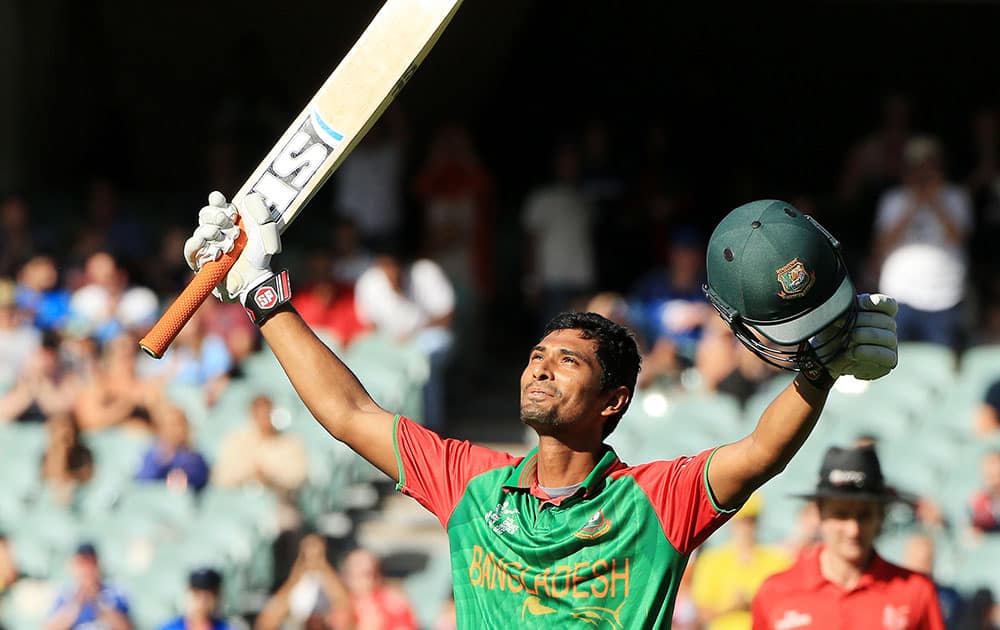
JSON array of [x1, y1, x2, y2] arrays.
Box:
[[694, 317, 774, 403], [975, 379, 1000, 438], [751, 445, 944, 629], [0, 332, 80, 423], [46, 543, 132, 630], [902, 533, 964, 629], [0, 277, 40, 388], [134, 405, 210, 494], [292, 250, 368, 346], [255, 534, 353, 630], [629, 226, 712, 361], [68, 251, 159, 344], [74, 334, 160, 432], [333, 111, 406, 251], [341, 548, 417, 630], [354, 251, 454, 431], [839, 93, 912, 204], [874, 136, 972, 348], [0, 194, 35, 277], [213, 394, 309, 499], [413, 121, 495, 300], [15, 256, 71, 331], [970, 450, 1000, 533], [198, 299, 259, 368], [521, 142, 596, 328], [691, 493, 791, 630], [157, 568, 234, 630], [583, 291, 680, 390], [40, 412, 94, 506], [139, 306, 232, 406], [0, 534, 19, 594]]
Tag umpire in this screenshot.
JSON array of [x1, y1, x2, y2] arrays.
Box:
[[751, 445, 945, 630]]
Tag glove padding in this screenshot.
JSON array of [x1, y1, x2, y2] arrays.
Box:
[[810, 293, 898, 381], [183, 191, 281, 303]]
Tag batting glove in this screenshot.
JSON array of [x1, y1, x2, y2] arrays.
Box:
[[183, 191, 281, 303], [809, 293, 899, 382]]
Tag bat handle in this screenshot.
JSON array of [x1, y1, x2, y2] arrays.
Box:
[[139, 227, 247, 359]]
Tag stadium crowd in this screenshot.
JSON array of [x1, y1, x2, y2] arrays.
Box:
[[1, 92, 1000, 629]]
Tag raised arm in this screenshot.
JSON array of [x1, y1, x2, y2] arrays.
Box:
[[707, 375, 828, 509], [708, 294, 898, 509], [183, 192, 399, 480], [260, 307, 397, 479]]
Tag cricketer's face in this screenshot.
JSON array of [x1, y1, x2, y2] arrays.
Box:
[[818, 498, 885, 565], [520, 329, 608, 435]]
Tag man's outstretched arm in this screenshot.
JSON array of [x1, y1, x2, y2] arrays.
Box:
[[707, 293, 898, 509], [708, 375, 828, 509], [261, 306, 399, 480], [183, 192, 400, 480]]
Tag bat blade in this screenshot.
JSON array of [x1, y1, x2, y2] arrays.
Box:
[[139, 0, 463, 358]]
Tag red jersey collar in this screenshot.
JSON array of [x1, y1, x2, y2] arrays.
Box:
[[502, 445, 625, 502], [802, 544, 891, 591]]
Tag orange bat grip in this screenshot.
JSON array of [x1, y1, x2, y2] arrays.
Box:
[[139, 228, 247, 359]]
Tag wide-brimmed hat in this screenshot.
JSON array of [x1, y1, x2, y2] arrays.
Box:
[[794, 445, 898, 503]]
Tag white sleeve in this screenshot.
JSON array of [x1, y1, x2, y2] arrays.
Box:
[[354, 267, 424, 338], [410, 259, 455, 319], [874, 189, 907, 234]]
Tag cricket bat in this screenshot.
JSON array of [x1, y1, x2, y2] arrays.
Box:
[[139, 0, 463, 358]]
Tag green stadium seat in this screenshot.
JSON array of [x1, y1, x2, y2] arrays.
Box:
[[951, 538, 1000, 597], [889, 342, 958, 389], [403, 545, 453, 629], [198, 486, 280, 540], [959, 344, 1000, 392], [117, 483, 197, 529]]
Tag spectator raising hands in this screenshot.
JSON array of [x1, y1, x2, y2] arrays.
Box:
[[46, 544, 131, 630], [255, 534, 353, 630]]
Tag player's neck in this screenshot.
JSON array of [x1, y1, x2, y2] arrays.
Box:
[[534, 435, 604, 488], [819, 546, 872, 589]]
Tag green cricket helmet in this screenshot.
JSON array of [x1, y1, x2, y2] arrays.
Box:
[[703, 200, 856, 371]]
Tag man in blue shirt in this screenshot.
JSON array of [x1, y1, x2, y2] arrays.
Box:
[[157, 568, 233, 630], [46, 543, 132, 630]]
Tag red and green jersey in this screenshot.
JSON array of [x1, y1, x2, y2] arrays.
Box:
[[392, 416, 737, 629]]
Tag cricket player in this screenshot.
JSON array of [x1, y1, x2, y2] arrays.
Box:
[[751, 445, 945, 629], [184, 196, 898, 628]]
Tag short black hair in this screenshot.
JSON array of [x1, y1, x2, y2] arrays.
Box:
[[189, 567, 223, 592], [544, 312, 641, 438]]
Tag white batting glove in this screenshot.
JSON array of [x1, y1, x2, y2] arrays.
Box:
[[183, 191, 281, 303], [811, 293, 898, 381]]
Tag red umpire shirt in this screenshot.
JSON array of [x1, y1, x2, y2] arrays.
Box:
[[751, 544, 944, 630]]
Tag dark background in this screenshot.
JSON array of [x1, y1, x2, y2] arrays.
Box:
[[5, 1, 998, 205]]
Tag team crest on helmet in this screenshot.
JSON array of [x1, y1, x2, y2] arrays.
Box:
[[776, 258, 815, 299]]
